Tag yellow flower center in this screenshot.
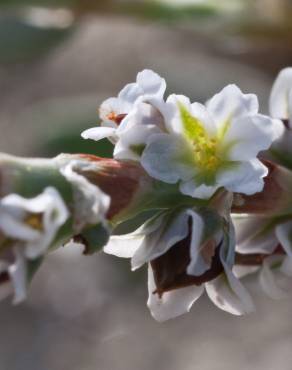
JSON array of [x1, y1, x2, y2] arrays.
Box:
[[179, 103, 221, 173], [25, 214, 43, 231]]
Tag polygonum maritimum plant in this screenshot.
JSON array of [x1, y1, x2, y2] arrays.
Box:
[[1, 68, 292, 321]]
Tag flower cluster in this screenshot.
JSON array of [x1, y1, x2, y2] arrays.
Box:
[[81, 68, 292, 321], [1, 68, 292, 322]]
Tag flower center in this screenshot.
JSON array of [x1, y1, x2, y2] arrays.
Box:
[[179, 103, 221, 173], [25, 214, 43, 230]]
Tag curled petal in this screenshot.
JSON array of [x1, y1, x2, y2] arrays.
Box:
[[104, 213, 165, 259], [81, 127, 117, 142], [147, 265, 204, 322], [104, 234, 144, 258], [60, 161, 110, 232], [136, 69, 166, 98], [131, 211, 189, 270], [217, 159, 268, 195], [225, 115, 284, 162], [205, 261, 255, 315]]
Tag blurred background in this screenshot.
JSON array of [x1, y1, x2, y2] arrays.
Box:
[[0, 1, 292, 369]]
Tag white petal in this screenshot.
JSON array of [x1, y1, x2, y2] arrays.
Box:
[[24, 187, 69, 259], [147, 265, 204, 322], [0, 210, 41, 241], [118, 83, 143, 104], [131, 211, 189, 270], [225, 115, 284, 161], [9, 248, 27, 304], [164, 94, 192, 134], [0, 188, 69, 259], [60, 161, 110, 233], [136, 69, 166, 98], [207, 84, 259, 129], [259, 256, 288, 300], [81, 127, 117, 141], [190, 102, 217, 137], [205, 262, 255, 315], [275, 221, 292, 258], [186, 211, 207, 276], [104, 212, 165, 259], [234, 215, 278, 254], [217, 159, 267, 195], [269, 67, 292, 119], [104, 234, 144, 258], [179, 180, 218, 199], [141, 133, 193, 184], [114, 103, 163, 161]]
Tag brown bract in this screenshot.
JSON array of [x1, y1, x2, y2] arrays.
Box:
[[77, 155, 149, 219], [232, 160, 289, 215], [150, 230, 223, 298]]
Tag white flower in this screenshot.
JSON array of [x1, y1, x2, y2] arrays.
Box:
[[59, 160, 111, 233], [270, 67, 292, 124], [234, 214, 292, 300], [0, 187, 69, 259], [104, 208, 254, 321], [113, 100, 166, 161], [0, 248, 27, 304], [141, 85, 284, 199], [81, 69, 166, 144]]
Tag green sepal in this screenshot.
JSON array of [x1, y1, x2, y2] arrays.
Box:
[[76, 223, 110, 255]]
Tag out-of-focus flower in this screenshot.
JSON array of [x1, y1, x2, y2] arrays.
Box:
[[0, 187, 69, 259], [234, 214, 292, 300], [59, 160, 110, 232], [81, 69, 166, 144], [105, 200, 254, 321], [0, 248, 27, 304], [141, 85, 283, 199], [268, 68, 292, 164], [270, 67, 292, 125]]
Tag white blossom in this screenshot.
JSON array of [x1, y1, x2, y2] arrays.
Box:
[[141, 85, 284, 199], [104, 208, 254, 321], [0, 187, 69, 259], [81, 69, 166, 144], [59, 160, 110, 232]]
